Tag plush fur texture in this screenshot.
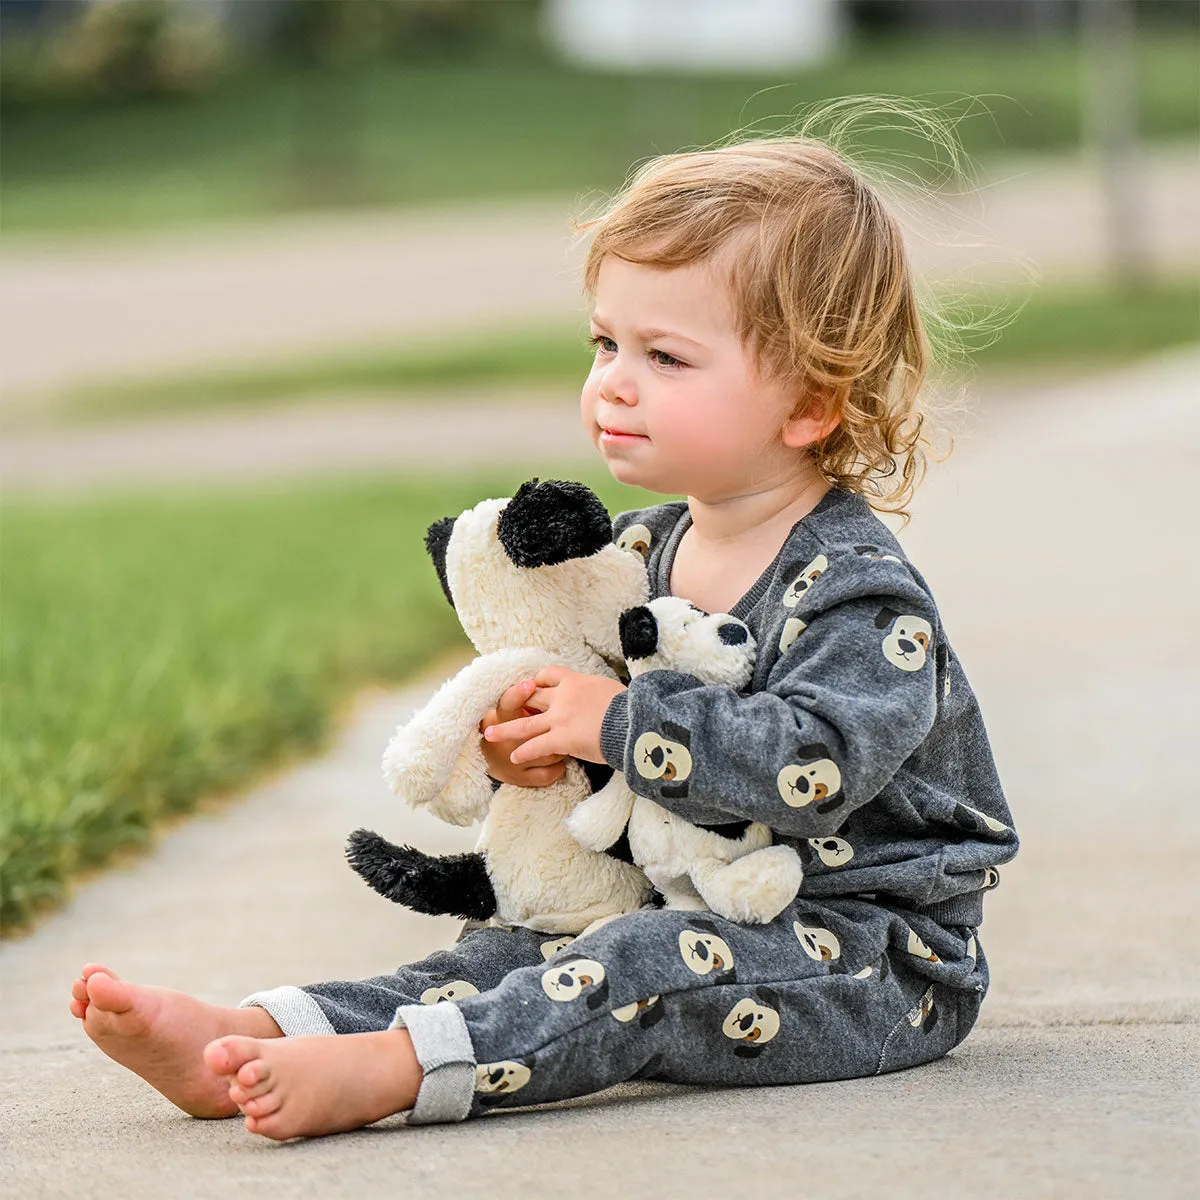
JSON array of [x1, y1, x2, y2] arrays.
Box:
[[351, 479, 653, 934], [566, 597, 805, 924]]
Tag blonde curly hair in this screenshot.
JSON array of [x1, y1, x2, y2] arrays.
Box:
[[573, 125, 936, 516]]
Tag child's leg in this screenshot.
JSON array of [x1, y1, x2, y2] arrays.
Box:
[[68, 924, 563, 1119], [240, 923, 567, 1035], [206, 899, 986, 1139]]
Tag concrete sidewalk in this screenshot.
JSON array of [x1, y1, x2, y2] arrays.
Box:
[[2, 351, 1198, 1197]]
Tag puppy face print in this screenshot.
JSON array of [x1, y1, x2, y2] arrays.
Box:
[[541, 956, 609, 1007], [475, 1059, 532, 1101], [782, 555, 829, 609], [854, 545, 903, 565], [905, 929, 940, 963], [935, 643, 951, 699], [778, 617, 807, 655], [807, 836, 854, 868], [852, 954, 890, 982], [875, 608, 933, 672], [539, 936, 575, 961], [420, 980, 481, 1004], [983, 867, 1001, 889], [612, 995, 663, 1028], [722, 988, 781, 1058], [776, 745, 843, 813], [616, 523, 653, 560], [953, 802, 1011, 835], [679, 926, 735, 977], [906, 985, 939, 1034], [634, 723, 693, 793], [793, 917, 841, 963]]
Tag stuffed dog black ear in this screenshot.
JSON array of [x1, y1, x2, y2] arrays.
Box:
[[660, 782, 690, 800], [874, 606, 900, 629], [757, 985, 780, 1008], [619, 605, 659, 660], [717, 621, 749, 646], [497, 479, 612, 567], [734, 1044, 764, 1059], [424, 516, 457, 606], [797, 743, 830, 761]]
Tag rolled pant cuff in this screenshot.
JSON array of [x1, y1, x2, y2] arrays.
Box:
[[239, 985, 336, 1037], [390, 1001, 477, 1125]]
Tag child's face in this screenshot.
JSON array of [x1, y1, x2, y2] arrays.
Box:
[[581, 255, 803, 501]]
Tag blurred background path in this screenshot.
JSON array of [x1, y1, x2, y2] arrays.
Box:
[[2, 145, 1197, 401], [2, 347, 1196, 1196]]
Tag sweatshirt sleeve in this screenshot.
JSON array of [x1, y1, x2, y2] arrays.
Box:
[[598, 554, 940, 838]]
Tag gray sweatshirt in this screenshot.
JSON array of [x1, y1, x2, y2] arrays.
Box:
[[600, 488, 1018, 928]]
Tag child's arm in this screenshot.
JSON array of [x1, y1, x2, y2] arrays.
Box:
[[595, 558, 941, 839]]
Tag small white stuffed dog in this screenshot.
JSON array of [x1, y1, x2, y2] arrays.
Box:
[[347, 479, 653, 934], [566, 597, 805, 924]]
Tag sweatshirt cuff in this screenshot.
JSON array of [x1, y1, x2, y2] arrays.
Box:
[[600, 690, 630, 771]]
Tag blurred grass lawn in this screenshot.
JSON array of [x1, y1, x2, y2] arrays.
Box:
[[0, 471, 656, 932], [3, 36, 1197, 236], [24, 280, 1200, 425]]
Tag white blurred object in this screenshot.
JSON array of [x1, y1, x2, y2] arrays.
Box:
[[544, 0, 841, 72]]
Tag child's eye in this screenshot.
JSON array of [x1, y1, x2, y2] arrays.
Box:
[[587, 335, 686, 369]]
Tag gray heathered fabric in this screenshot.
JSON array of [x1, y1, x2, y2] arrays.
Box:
[[600, 489, 1019, 928], [240, 984, 337, 1037], [389, 1000, 477, 1124]]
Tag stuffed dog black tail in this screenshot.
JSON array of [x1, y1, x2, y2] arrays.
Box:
[[346, 829, 497, 921]]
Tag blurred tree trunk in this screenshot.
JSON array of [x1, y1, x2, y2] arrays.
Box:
[[1082, 0, 1150, 293]]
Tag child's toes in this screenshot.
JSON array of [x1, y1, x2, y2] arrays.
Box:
[[81, 963, 118, 981], [69, 997, 88, 1019], [71, 977, 90, 1003], [204, 1034, 266, 1080], [228, 1072, 273, 1106], [236, 1058, 270, 1089], [240, 1090, 283, 1119]]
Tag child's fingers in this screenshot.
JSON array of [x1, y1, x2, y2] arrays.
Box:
[[483, 713, 549, 743], [496, 679, 537, 722], [510, 732, 560, 765], [522, 752, 566, 768]]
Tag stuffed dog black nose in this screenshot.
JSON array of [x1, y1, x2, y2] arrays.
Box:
[[497, 478, 612, 568]]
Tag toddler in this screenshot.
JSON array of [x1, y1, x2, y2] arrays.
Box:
[[69, 133, 1018, 1140]]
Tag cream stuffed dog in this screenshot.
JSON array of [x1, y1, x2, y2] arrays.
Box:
[[347, 479, 653, 934], [566, 596, 805, 924]]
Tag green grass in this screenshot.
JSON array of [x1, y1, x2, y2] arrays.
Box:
[[2, 36, 1197, 236], [20, 281, 1198, 427], [0, 470, 658, 932]]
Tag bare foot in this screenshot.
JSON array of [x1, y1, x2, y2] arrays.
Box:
[[69, 963, 281, 1118], [205, 1029, 423, 1139]]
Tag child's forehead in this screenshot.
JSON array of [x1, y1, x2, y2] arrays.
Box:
[[590, 255, 738, 340]]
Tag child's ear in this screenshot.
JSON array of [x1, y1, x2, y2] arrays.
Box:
[[781, 388, 841, 450]]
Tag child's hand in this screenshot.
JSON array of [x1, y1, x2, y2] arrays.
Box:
[[479, 678, 567, 788], [484, 666, 625, 766]]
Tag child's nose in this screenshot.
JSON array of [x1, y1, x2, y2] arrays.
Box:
[[598, 364, 637, 405]]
